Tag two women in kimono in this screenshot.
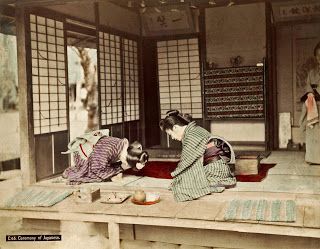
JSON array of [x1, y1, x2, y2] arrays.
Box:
[[160, 110, 236, 201]]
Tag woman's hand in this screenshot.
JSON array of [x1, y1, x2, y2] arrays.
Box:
[[136, 162, 146, 170], [111, 173, 123, 182]]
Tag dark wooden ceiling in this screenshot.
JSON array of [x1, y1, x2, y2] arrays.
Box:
[[109, 0, 295, 9], [1, 0, 297, 8]]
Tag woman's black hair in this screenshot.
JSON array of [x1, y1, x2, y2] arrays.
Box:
[[126, 141, 149, 170], [128, 141, 142, 151], [159, 110, 192, 131], [314, 42, 320, 56]]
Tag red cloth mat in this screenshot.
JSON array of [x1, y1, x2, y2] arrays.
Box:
[[125, 161, 276, 182]]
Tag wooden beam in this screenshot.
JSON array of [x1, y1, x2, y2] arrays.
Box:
[[0, 1, 15, 5], [13, 0, 306, 9], [65, 22, 96, 36], [0, 208, 320, 239], [15, 0, 98, 7], [108, 222, 120, 249], [0, 4, 15, 18], [16, 7, 36, 186]]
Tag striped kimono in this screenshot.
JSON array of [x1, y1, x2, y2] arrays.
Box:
[[62, 136, 126, 184], [170, 122, 236, 202]]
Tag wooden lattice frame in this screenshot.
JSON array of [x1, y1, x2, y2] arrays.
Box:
[[30, 14, 68, 135], [98, 30, 140, 126], [157, 38, 202, 119], [123, 38, 139, 122]]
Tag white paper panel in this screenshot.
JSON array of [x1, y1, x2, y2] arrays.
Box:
[[30, 14, 67, 135], [157, 38, 202, 118]]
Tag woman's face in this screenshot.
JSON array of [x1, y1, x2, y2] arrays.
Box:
[[316, 48, 320, 65], [166, 125, 185, 141]]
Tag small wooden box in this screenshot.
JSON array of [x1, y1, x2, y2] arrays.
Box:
[[235, 155, 260, 175], [74, 188, 101, 203]]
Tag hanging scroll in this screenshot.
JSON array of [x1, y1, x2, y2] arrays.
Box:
[[204, 66, 264, 119]]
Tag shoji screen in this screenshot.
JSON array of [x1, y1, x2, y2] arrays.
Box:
[[99, 31, 122, 125], [30, 14, 68, 134], [98, 31, 140, 125], [123, 38, 139, 122], [157, 38, 202, 119]]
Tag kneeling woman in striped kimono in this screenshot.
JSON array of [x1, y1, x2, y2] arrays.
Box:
[[63, 138, 149, 185], [159, 110, 236, 202]]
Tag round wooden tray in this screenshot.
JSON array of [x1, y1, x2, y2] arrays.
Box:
[[131, 197, 160, 205]]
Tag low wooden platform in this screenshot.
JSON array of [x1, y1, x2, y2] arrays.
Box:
[[0, 189, 319, 249]]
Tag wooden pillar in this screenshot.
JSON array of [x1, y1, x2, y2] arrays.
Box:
[[198, 7, 210, 131], [138, 13, 146, 147], [16, 7, 36, 186], [108, 222, 120, 249]]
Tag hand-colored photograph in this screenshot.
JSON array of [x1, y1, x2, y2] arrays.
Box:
[[0, 1, 319, 249]]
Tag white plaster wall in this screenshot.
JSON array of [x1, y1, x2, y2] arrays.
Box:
[[99, 2, 140, 36], [210, 121, 265, 142], [205, 3, 266, 67]]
